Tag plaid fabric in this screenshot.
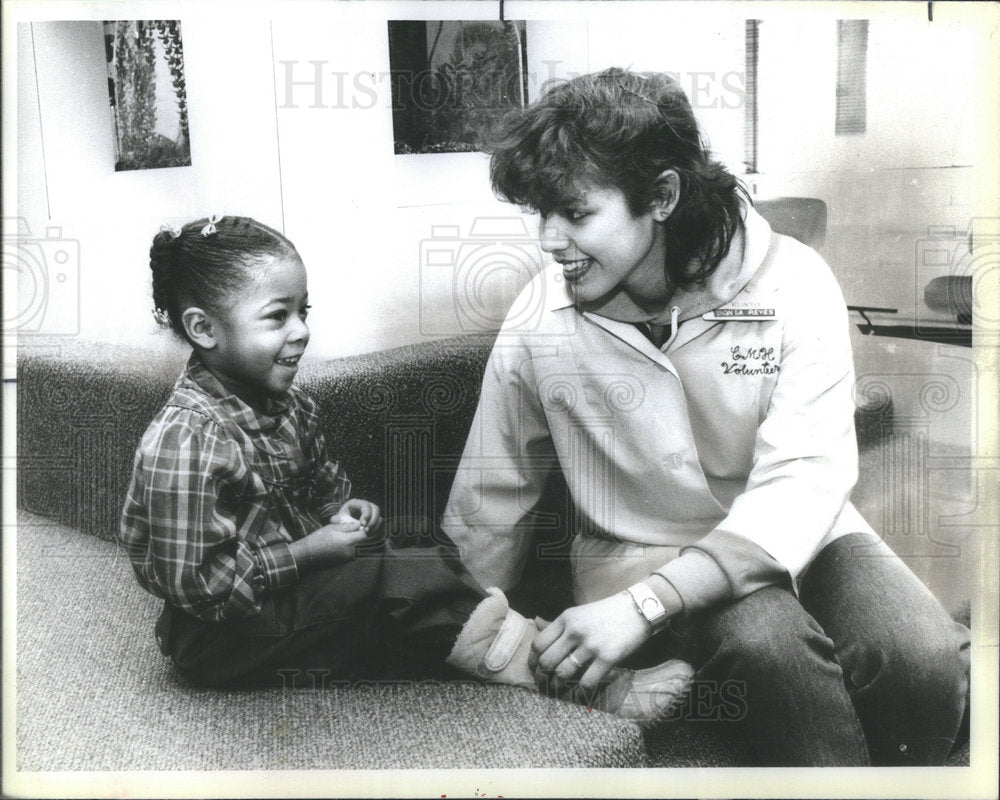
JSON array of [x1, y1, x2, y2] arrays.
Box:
[[120, 355, 352, 622]]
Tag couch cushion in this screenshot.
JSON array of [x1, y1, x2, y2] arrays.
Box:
[[296, 334, 497, 537], [17, 341, 187, 539], [16, 509, 969, 771], [16, 510, 647, 770]]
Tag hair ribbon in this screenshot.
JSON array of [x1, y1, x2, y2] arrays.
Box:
[[201, 214, 223, 237], [159, 223, 182, 239]]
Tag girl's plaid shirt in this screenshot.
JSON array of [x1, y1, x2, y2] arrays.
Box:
[[120, 355, 352, 622]]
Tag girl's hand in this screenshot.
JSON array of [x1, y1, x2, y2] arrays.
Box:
[[290, 524, 368, 570], [529, 592, 653, 694], [334, 498, 382, 532]]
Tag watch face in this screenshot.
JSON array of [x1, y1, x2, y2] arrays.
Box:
[[641, 597, 662, 615]]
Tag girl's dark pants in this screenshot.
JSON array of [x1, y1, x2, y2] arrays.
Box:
[[156, 542, 485, 689]]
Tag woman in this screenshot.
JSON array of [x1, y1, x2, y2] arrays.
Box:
[[442, 68, 969, 765]]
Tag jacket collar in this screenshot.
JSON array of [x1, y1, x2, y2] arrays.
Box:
[[544, 203, 777, 370]]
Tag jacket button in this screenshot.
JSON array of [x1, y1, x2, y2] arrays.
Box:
[[666, 453, 684, 469]]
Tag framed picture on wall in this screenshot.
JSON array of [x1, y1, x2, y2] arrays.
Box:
[[104, 19, 191, 171], [387, 20, 528, 154]]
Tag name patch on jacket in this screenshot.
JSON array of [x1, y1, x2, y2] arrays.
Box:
[[721, 345, 780, 376], [703, 307, 777, 321]]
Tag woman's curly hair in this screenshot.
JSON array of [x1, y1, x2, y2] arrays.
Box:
[[485, 67, 748, 287]]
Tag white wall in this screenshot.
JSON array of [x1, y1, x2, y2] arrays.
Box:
[[757, 16, 977, 175], [269, 8, 748, 358], [270, 18, 523, 357], [12, 4, 747, 363], [15, 16, 283, 361], [754, 7, 998, 450], [10, 2, 997, 413]]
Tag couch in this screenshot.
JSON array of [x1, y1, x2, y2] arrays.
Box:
[[14, 198, 971, 771], [15, 333, 970, 772], [13, 335, 725, 770]]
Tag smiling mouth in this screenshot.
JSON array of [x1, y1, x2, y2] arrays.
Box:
[[558, 258, 592, 281], [276, 355, 301, 368]]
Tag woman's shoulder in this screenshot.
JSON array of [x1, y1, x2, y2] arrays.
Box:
[[761, 233, 846, 303], [744, 234, 852, 338]]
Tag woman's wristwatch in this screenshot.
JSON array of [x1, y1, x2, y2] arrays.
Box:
[[624, 580, 671, 632]]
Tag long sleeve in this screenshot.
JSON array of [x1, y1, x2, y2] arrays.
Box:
[[712, 255, 859, 576], [300, 397, 353, 520], [120, 409, 299, 622], [442, 337, 557, 591], [653, 244, 861, 613]]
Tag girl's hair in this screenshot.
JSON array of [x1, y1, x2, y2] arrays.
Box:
[[486, 67, 748, 287], [149, 215, 298, 339]]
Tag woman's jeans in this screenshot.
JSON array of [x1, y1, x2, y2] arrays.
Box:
[[156, 543, 486, 688], [577, 532, 971, 766]]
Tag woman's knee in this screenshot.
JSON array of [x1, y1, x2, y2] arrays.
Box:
[[842, 616, 970, 708], [801, 533, 970, 719], [696, 588, 838, 677]]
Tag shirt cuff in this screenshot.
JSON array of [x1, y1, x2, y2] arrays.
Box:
[[652, 549, 732, 616], [693, 529, 792, 598], [653, 530, 792, 616], [252, 540, 299, 590]]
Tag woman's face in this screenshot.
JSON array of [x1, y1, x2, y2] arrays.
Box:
[[538, 183, 669, 308]]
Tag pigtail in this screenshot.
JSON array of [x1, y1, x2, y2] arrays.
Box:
[[150, 227, 183, 334]]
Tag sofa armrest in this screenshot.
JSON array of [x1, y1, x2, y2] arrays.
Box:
[[17, 341, 185, 538]]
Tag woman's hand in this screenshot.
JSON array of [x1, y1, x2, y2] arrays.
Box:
[[334, 498, 382, 532], [529, 591, 653, 693]]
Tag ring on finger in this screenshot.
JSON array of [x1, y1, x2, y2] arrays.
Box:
[[567, 653, 584, 670]]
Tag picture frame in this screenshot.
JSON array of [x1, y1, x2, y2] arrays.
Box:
[[388, 19, 528, 154], [104, 19, 191, 171]]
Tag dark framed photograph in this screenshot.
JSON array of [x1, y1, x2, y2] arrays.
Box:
[[388, 20, 528, 154]]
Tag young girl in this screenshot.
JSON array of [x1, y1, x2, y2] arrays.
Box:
[[120, 214, 691, 724], [443, 68, 971, 765]]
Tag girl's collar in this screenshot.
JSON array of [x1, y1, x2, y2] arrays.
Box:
[[183, 354, 292, 430]]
